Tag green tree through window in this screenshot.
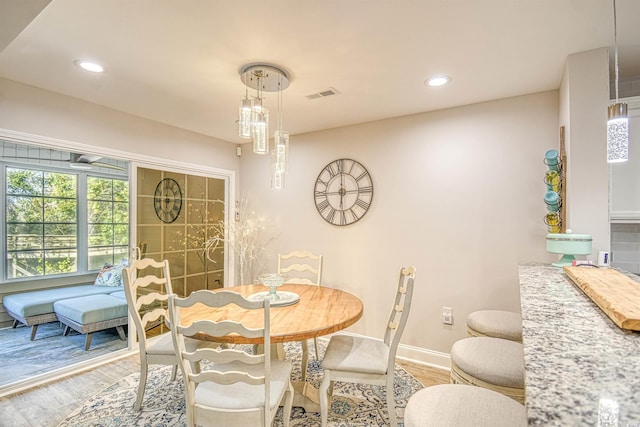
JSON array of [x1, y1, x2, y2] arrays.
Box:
[[6, 168, 78, 277], [5, 167, 129, 280], [87, 176, 129, 270]]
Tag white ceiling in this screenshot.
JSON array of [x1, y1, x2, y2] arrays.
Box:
[[1, 0, 639, 145]]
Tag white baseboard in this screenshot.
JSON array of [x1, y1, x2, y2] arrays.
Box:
[[396, 343, 450, 371]]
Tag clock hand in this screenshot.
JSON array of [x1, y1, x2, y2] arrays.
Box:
[[339, 186, 347, 210], [340, 172, 344, 209]]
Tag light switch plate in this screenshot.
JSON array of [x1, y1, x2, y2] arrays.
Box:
[[442, 307, 453, 325]]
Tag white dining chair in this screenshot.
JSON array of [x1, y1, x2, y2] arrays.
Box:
[[277, 250, 323, 286], [122, 258, 217, 411], [278, 250, 323, 381], [168, 289, 294, 427], [319, 265, 416, 427]]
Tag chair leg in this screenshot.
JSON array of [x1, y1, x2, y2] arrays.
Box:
[[116, 326, 126, 340], [134, 361, 149, 411], [30, 325, 38, 341], [313, 337, 321, 360], [84, 333, 93, 351], [319, 370, 332, 427], [276, 343, 286, 360], [170, 365, 178, 381], [301, 340, 310, 382], [386, 374, 397, 427], [12, 319, 18, 328], [282, 380, 294, 427]]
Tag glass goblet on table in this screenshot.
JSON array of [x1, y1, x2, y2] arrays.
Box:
[[258, 273, 286, 300]]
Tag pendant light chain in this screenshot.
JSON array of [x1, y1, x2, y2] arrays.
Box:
[[278, 75, 283, 132]]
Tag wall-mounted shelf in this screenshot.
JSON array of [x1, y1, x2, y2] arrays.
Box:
[[543, 126, 567, 233]]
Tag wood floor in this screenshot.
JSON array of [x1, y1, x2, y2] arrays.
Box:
[[397, 358, 451, 387], [0, 355, 450, 427]]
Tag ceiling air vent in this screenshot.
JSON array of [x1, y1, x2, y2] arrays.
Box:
[[306, 87, 340, 100]]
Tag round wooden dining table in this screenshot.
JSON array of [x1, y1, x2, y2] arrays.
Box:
[[177, 283, 364, 345], [176, 283, 363, 412]]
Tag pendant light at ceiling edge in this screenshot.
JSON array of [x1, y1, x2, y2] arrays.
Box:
[[237, 64, 291, 189], [272, 72, 289, 190], [607, 0, 629, 163]]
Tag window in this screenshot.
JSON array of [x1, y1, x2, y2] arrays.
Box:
[[87, 177, 129, 270], [6, 168, 78, 278], [4, 166, 129, 281]]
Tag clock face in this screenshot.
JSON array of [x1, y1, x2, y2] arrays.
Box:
[[314, 158, 373, 226], [154, 178, 183, 223]]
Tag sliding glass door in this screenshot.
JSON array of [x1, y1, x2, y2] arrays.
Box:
[[136, 167, 226, 295]]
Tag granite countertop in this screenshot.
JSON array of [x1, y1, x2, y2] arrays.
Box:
[[519, 263, 640, 426]]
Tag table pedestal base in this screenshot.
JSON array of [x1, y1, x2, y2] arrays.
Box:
[[293, 381, 321, 412], [258, 343, 321, 412]]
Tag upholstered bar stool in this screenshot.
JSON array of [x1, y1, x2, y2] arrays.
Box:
[[404, 384, 526, 427], [467, 310, 522, 342], [450, 337, 525, 403]]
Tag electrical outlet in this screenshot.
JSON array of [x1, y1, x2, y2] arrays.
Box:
[[442, 307, 453, 325]]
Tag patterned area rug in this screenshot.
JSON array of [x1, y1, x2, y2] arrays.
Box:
[[58, 342, 423, 426]]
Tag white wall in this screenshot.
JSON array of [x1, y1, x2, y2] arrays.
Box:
[[0, 78, 238, 170], [559, 48, 610, 254], [239, 91, 559, 359], [0, 78, 240, 321], [0, 73, 608, 364]]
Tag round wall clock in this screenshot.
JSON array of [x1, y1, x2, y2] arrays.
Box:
[[154, 178, 183, 223], [314, 158, 374, 226]]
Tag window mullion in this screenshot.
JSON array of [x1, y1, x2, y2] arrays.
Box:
[[77, 173, 88, 273]]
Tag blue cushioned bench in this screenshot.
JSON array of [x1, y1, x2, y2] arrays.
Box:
[[3, 284, 125, 340], [53, 294, 128, 350]]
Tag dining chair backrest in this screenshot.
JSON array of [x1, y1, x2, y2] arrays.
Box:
[[122, 258, 172, 354], [278, 250, 324, 375], [318, 265, 416, 427], [169, 290, 291, 427], [384, 265, 416, 372], [122, 257, 182, 411], [278, 250, 323, 285]]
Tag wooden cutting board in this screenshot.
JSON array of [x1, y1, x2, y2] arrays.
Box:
[[564, 266, 640, 331]]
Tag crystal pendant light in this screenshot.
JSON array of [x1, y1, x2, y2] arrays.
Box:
[[608, 104, 629, 162], [238, 64, 290, 177], [272, 130, 289, 189], [271, 72, 289, 189], [238, 95, 252, 138], [607, 0, 629, 163], [252, 104, 269, 155]]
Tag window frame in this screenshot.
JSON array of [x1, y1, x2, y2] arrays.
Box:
[[0, 130, 236, 291], [2, 162, 130, 284]]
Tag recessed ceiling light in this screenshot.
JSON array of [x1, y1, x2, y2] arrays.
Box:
[[425, 75, 450, 87], [74, 59, 105, 73]]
